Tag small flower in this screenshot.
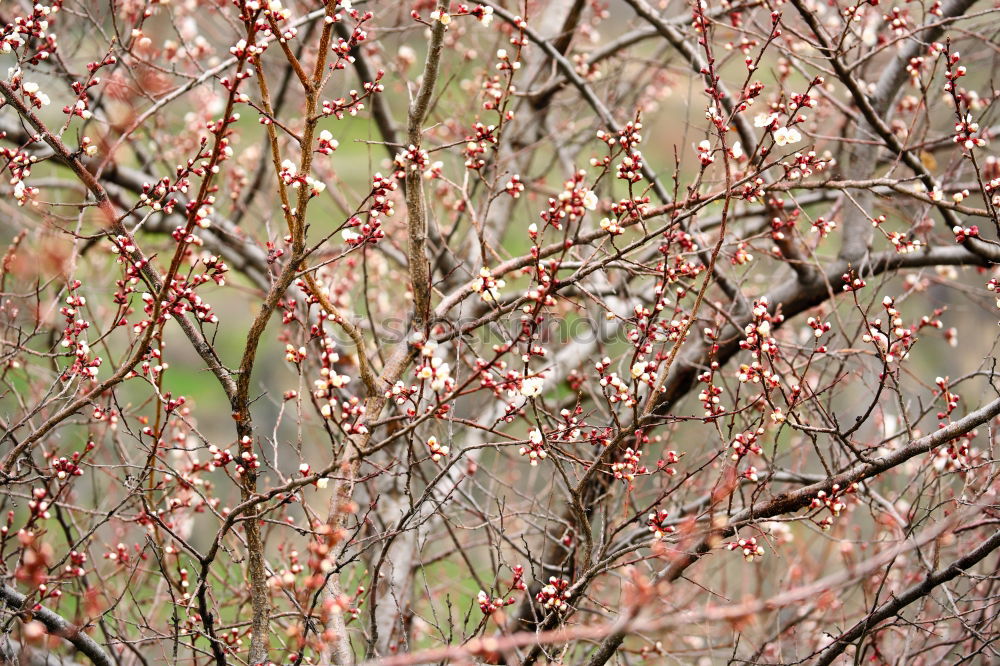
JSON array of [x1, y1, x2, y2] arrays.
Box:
[[519, 428, 546, 465], [773, 126, 802, 146], [581, 190, 599, 211], [754, 112, 778, 128], [305, 176, 326, 196], [730, 141, 743, 159], [519, 376, 544, 398], [429, 10, 451, 25]]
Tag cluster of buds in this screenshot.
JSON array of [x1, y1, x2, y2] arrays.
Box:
[[27, 487, 51, 521], [607, 194, 649, 231], [470, 267, 506, 303], [229, 37, 266, 59], [726, 536, 765, 562], [882, 6, 909, 35], [59, 282, 102, 380], [953, 113, 987, 150], [317, 130, 339, 155], [539, 171, 598, 232], [268, 549, 304, 591], [987, 278, 1000, 308], [384, 380, 418, 408], [695, 139, 715, 166], [630, 359, 658, 384], [477, 590, 515, 615], [730, 429, 764, 460], [933, 432, 978, 471], [321, 79, 383, 117], [504, 174, 525, 198], [312, 337, 353, 418], [942, 48, 966, 93], [788, 88, 819, 114], [160, 261, 225, 325], [769, 209, 799, 241], [952, 225, 979, 243], [697, 365, 725, 418], [599, 215, 626, 235], [1, 142, 37, 206], [235, 435, 261, 476], [983, 157, 1000, 206], [411, 344, 453, 395], [136, 177, 176, 213], [426, 436, 450, 462], [934, 376, 960, 421], [781, 150, 831, 180], [731, 242, 753, 265], [452, 4, 494, 26], [90, 406, 119, 429], [509, 564, 527, 591], [535, 577, 571, 613], [481, 73, 516, 113], [543, 408, 581, 442], [278, 160, 326, 197], [63, 550, 87, 578], [810, 482, 858, 529], [321, 8, 366, 53], [907, 54, 927, 84], [885, 230, 923, 254], [841, 271, 866, 293], [861, 295, 914, 365], [65, 76, 100, 120], [341, 214, 384, 246], [49, 444, 92, 481], [493, 47, 519, 73], [393, 145, 430, 179], [518, 428, 546, 465], [208, 444, 235, 468], [736, 361, 783, 389], [1, 3, 61, 58], [368, 172, 397, 218], [427, 9, 451, 24], [599, 372, 633, 405], [104, 542, 132, 564], [477, 564, 525, 614], [810, 216, 837, 237], [285, 343, 307, 364], [739, 176, 766, 201], [614, 121, 646, 183], [739, 298, 782, 359], [647, 510, 677, 540], [806, 317, 832, 349], [463, 121, 498, 170], [611, 447, 647, 484]]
